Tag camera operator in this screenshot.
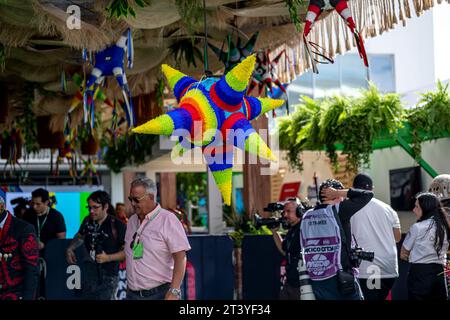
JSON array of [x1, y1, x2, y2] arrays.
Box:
[[300, 179, 373, 300], [11, 197, 30, 220], [271, 198, 305, 300], [66, 191, 126, 300]]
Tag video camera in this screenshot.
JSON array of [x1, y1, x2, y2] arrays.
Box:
[[10, 197, 31, 217], [264, 202, 284, 213], [254, 202, 289, 230], [350, 235, 375, 267], [254, 214, 288, 230], [10, 196, 30, 207]]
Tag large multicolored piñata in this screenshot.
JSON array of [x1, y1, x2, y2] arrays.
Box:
[[132, 55, 284, 205]]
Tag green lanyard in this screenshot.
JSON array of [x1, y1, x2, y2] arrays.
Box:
[[132, 207, 161, 260], [36, 209, 49, 242], [135, 207, 161, 244]]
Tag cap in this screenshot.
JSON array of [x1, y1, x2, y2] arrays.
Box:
[[353, 173, 373, 190]]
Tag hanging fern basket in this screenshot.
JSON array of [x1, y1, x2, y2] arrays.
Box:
[[81, 134, 99, 156]]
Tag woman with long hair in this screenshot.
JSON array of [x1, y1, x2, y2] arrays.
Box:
[[400, 192, 450, 300]]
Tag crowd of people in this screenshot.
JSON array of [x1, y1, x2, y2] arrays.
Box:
[[0, 178, 191, 300], [0, 173, 448, 300], [272, 173, 450, 301]]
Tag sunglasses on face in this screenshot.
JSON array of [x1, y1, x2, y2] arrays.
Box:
[[86, 205, 102, 211], [128, 194, 148, 204]]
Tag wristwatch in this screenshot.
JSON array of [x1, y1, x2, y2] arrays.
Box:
[[169, 288, 181, 298]]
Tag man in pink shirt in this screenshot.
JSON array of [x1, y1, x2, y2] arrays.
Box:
[[125, 178, 191, 300]]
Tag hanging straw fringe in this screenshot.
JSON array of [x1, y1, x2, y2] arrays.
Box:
[[32, 2, 113, 51], [273, 0, 446, 80], [404, 0, 412, 18], [398, 0, 406, 26]]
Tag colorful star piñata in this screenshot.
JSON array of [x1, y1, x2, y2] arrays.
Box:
[[304, 0, 368, 72], [132, 55, 284, 205], [209, 32, 259, 73]]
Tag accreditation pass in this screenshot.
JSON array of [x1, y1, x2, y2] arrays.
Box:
[[179, 304, 271, 318]]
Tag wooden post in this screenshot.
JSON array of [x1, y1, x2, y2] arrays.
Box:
[[159, 172, 177, 210], [132, 89, 162, 126], [243, 115, 272, 217]]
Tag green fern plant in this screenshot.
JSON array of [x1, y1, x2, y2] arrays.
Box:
[[277, 83, 404, 172], [106, 0, 151, 19], [169, 39, 204, 68], [406, 81, 450, 159], [16, 83, 39, 155], [284, 0, 306, 32]]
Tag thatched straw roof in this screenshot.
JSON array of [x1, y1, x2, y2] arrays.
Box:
[[0, 0, 447, 130]]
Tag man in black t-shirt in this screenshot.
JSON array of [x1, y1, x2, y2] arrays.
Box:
[[66, 191, 126, 300], [271, 198, 304, 300], [23, 188, 66, 250], [22, 188, 66, 299]]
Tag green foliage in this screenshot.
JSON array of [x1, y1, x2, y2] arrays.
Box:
[[277, 97, 320, 171], [224, 206, 272, 248], [15, 83, 39, 155], [278, 83, 404, 171], [106, 0, 151, 19], [339, 84, 404, 171], [76, 124, 90, 143], [319, 96, 348, 168], [228, 221, 272, 248], [169, 39, 203, 69], [284, 0, 305, 32], [175, 0, 202, 34], [406, 81, 450, 159], [176, 172, 207, 226], [176, 172, 207, 204], [102, 133, 158, 172]]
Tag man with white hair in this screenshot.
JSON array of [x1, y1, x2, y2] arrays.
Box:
[[124, 178, 191, 300], [0, 195, 40, 299], [428, 174, 450, 214]]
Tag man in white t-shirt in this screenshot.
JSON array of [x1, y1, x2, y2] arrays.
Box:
[[350, 173, 402, 300]]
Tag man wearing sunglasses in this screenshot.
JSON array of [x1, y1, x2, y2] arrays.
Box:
[[66, 191, 126, 300], [124, 178, 191, 300]]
